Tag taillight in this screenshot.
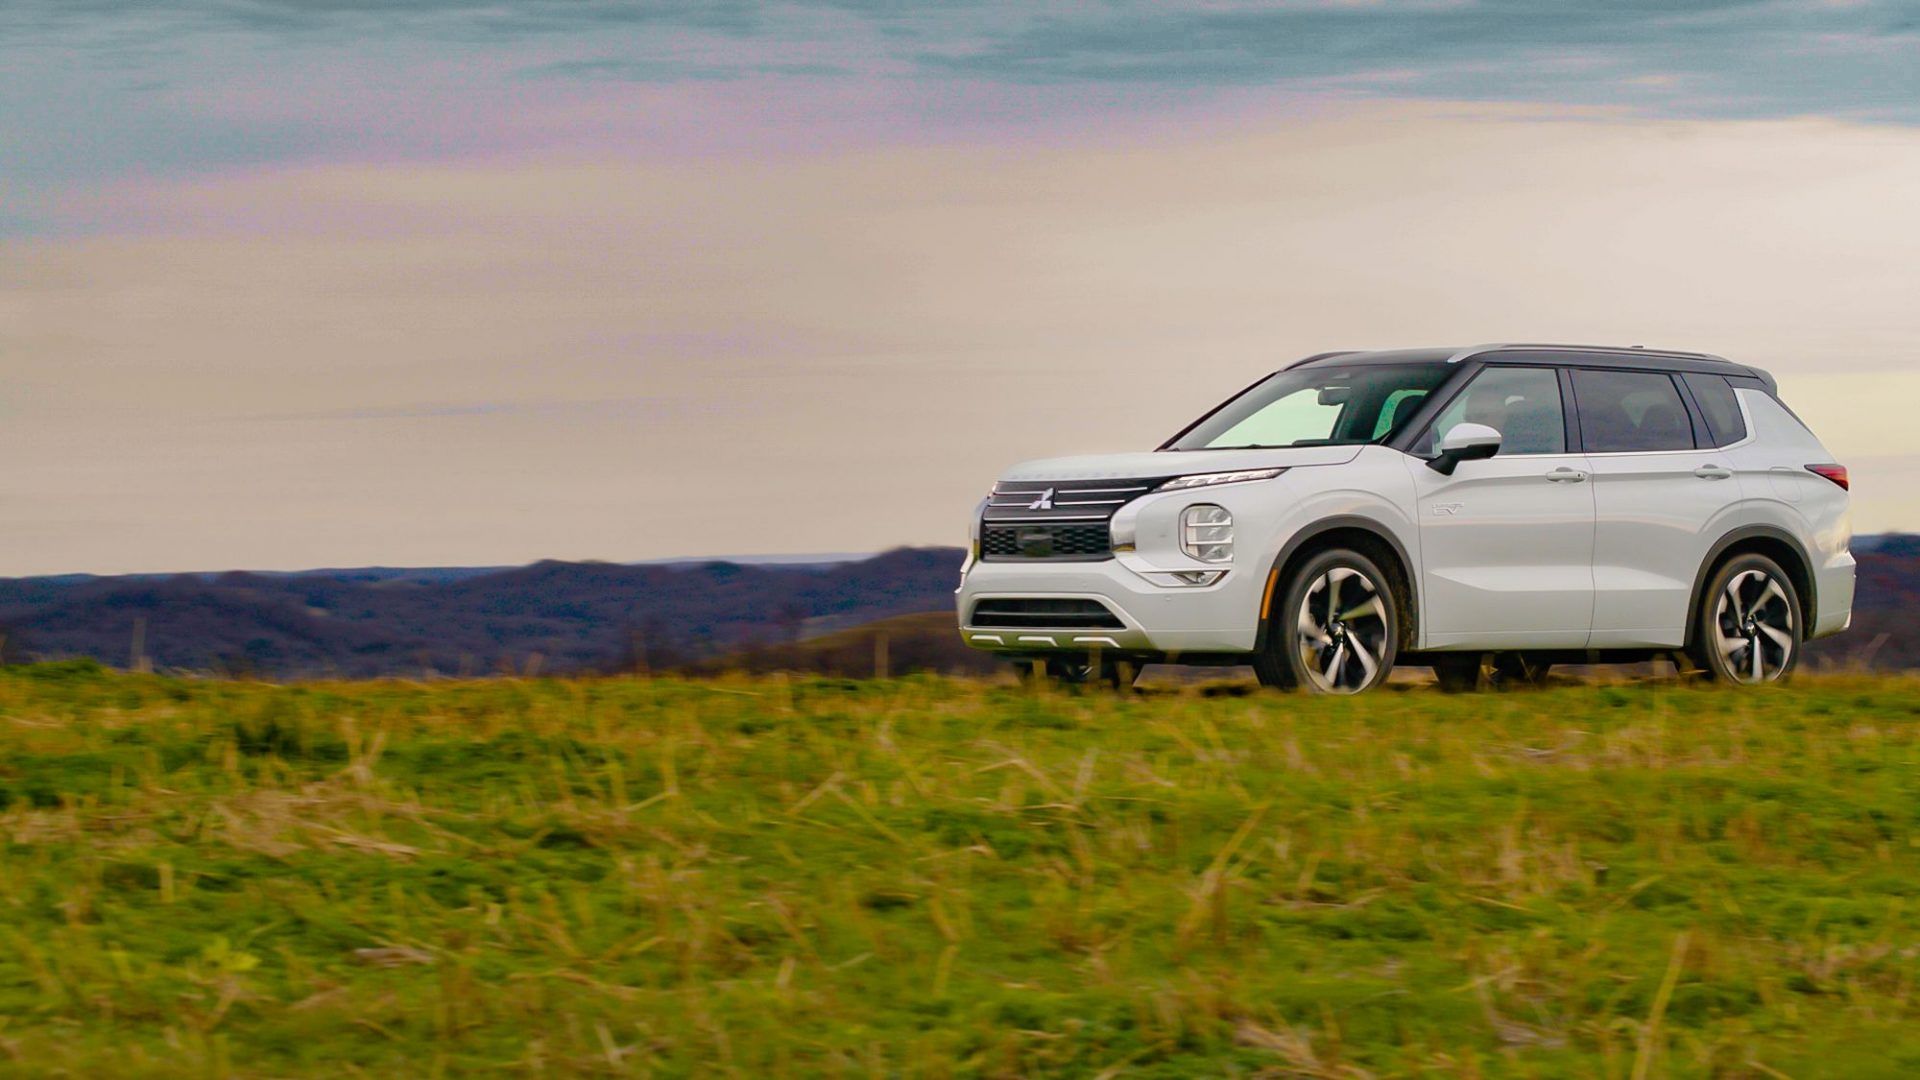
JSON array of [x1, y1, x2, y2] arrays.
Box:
[[1806, 464, 1849, 490]]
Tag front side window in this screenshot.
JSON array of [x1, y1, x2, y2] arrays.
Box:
[[1168, 365, 1453, 451], [1573, 369, 1695, 452], [1419, 366, 1566, 455]]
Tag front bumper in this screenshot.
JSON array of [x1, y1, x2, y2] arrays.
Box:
[[955, 554, 1264, 657]]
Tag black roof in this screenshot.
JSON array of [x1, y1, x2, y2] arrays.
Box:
[[1290, 343, 1767, 380]]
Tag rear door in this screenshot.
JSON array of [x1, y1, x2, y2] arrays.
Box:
[[1572, 367, 1738, 647], [1408, 365, 1596, 649]]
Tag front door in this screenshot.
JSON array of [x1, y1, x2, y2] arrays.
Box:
[[1409, 365, 1596, 649]]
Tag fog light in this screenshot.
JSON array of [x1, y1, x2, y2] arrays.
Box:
[[1181, 504, 1233, 563]]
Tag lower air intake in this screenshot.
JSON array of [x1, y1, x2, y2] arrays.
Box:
[[969, 598, 1126, 631]]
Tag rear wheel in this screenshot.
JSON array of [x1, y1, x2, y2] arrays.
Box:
[[1689, 553, 1801, 685], [1254, 548, 1398, 694]]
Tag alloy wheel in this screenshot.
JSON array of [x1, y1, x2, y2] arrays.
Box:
[[1296, 567, 1392, 694], [1713, 569, 1795, 684]]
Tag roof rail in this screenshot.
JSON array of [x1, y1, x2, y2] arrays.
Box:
[[1446, 343, 1733, 365]]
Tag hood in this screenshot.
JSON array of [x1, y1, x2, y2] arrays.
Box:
[[999, 445, 1363, 482]]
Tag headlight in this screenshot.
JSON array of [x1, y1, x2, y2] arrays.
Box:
[[1181, 504, 1233, 563], [1156, 468, 1285, 492]]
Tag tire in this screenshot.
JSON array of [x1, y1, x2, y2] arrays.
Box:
[[1688, 553, 1803, 685], [1431, 654, 1482, 693], [1254, 548, 1399, 694]]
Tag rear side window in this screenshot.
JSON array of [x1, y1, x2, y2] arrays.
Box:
[[1683, 372, 1747, 446], [1572, 369, 1696, 452]]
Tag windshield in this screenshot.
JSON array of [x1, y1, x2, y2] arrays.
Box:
[[1166, 364, 1454, 451]]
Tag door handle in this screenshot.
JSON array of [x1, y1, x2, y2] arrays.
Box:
[[1693, 465, 1733, 480], [1545, 467, 1587, 483]]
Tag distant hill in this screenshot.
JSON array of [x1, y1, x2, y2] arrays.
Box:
[[1811, 537, 1920, 671], [0, 538, 1913, 677], [0, 548, 967, 678]]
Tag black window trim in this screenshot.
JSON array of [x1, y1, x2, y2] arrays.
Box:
[[1556, 367, 1583, 453], [1670, 372, 1714, 449], [1276, 350, 1790, 459]]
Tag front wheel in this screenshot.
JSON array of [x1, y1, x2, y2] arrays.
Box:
[[1254, 548, 1399, 694], [1688, 553, 1802, 685]]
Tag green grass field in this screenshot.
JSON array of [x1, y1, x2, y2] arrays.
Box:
[[4, 662, 1920, 1077]]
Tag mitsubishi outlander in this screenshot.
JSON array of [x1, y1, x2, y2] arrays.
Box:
[[957, 344, 1854, 692]]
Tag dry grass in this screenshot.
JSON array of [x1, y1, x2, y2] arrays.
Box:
[[3, 660, 1920, 1076]]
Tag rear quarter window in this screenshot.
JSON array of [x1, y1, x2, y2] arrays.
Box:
[[1683, 372, 1747, 446]]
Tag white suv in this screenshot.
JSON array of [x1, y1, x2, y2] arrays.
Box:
[[958, 344, 1854, 692]]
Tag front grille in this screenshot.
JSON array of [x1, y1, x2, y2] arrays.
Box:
[[979, 475, 1167, 561], [982, 522, 1110, 560], [984, 477, 1164, 523], [970, 598, 1125, 630]]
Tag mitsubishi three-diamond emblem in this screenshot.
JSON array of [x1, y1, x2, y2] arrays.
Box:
[[1027, 487, 1055, 511]]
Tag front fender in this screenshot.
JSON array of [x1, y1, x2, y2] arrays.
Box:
[[1245, 450, 1422, 651]]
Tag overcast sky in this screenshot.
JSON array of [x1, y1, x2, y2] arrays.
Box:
[[3, 1, 1917, 575]]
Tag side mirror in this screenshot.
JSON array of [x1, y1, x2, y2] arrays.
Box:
[[1428, 422, 1502, 475]]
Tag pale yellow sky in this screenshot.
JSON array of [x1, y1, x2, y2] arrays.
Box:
[[5, 101, 1918, 575]]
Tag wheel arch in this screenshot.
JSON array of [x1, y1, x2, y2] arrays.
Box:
[[1685, 525, 1817, 646], [1254, 516, 1419, 653]]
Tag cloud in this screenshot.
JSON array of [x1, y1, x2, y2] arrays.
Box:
[[2, 0, 764, 41], [916, 1, 1920, 120], [7, 0, 1917, 116], [4, 0, 1917, 236], [518, 58, 846, 82]]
